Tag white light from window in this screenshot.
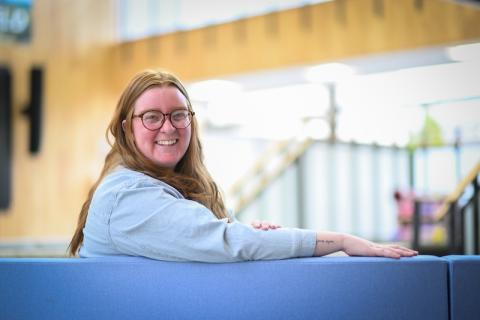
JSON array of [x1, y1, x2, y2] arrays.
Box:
[[447, 42, 480, 62], [187, 79, 243, 103], [304, 62, 356, 83]]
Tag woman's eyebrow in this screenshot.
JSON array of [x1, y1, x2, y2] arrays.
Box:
[[140, 106, 188, 111]]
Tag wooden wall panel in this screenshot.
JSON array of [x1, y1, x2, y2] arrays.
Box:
[[0, 0, 479, 241], [0, 0, 117, 239], [105, 0, 480, 84]]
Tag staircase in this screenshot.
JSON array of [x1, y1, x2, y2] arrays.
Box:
[[227, 137, 314, 214]]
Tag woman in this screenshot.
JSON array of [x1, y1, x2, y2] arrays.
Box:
[[69, 69, 417, 262]]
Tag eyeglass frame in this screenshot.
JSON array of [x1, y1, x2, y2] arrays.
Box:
[[132, 108, 195, 131]]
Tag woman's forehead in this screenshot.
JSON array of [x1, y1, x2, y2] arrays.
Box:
[[134, 86, 188, 113]]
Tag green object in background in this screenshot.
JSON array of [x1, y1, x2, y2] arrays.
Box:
[[407, 114, 445, 150]]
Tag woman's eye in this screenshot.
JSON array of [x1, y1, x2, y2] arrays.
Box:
[[144, 113, 161, 122], [172, 111, 187, 121]]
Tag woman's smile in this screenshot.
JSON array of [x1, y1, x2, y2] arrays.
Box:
[[155, 139, 178, 146]]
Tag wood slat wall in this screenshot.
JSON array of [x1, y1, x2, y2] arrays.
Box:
[[109, 0, 480, 84], [0, 0, 479, 240]]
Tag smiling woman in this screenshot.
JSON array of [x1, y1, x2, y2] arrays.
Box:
[[68, 69, 417, 262]]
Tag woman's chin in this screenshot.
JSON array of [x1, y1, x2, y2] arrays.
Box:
[[152, 158, 178, 170]]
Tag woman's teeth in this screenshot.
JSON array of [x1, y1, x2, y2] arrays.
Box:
[[155, 140, 177, 146]]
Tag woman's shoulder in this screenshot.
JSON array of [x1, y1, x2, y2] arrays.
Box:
[[97, 166, 184, 199]]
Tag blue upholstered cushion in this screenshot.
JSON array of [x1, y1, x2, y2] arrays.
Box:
[[0, 256, 448, 320], [444, 255, 480, 320]]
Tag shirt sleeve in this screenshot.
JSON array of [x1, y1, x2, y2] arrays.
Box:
[[108, 181, 316, 263]]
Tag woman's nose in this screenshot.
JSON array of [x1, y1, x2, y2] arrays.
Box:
[[159, 116, 176, 133]]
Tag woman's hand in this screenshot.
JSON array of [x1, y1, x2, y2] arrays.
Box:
[[251, 220, 281, 231], [313, 231, 418, 259], [342, 234, 418, 259]]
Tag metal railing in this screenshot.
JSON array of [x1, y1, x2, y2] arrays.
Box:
[[413, 161, 480, 254]]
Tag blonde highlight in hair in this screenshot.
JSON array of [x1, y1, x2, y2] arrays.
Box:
[[69, 69, 229, 256]]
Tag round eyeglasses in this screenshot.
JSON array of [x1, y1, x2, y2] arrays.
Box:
[[132, 109, 195, 130]]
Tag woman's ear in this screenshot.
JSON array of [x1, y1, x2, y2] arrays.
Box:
[[121, 120, 126, 131]]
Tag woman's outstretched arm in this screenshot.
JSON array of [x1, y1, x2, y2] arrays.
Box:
[[313, 231, 418, 259]]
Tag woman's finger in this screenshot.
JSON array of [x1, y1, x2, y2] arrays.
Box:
[[251, 220, 281, 230], [260, 221, 270, 230], [251, 220, 261, 228], [376, 245, 419, 258], [386, 245, 418, 256], [376, 247, 401, 259]]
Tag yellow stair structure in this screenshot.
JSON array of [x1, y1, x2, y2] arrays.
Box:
[[227, 137, 314, 215]]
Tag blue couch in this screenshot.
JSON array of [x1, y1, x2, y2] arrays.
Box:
[[0, 255, 478, 320]]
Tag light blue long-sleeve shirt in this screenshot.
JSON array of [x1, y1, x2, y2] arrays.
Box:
[[80, 166, 316, 262]]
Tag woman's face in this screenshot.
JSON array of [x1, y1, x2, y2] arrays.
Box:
[[130, 86, 192, 169]]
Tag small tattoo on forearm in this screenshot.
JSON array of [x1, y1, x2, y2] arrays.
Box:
[[317, 240, 335, 245]]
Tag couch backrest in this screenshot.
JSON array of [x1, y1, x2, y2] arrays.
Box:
[[0, 256, 450, 320]]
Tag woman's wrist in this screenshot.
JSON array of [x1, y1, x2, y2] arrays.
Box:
[[313, 231, 345, 256]]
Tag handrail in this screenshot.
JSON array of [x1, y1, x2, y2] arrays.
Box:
[[434, 160, 480, 222], [228, 139, 290, 195], [229, 137, 314, 214]]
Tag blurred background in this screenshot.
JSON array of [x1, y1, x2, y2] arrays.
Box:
[[0, 0, 479, 256]]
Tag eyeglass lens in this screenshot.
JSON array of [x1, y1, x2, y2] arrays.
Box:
[[142, 110, 192, 129]]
